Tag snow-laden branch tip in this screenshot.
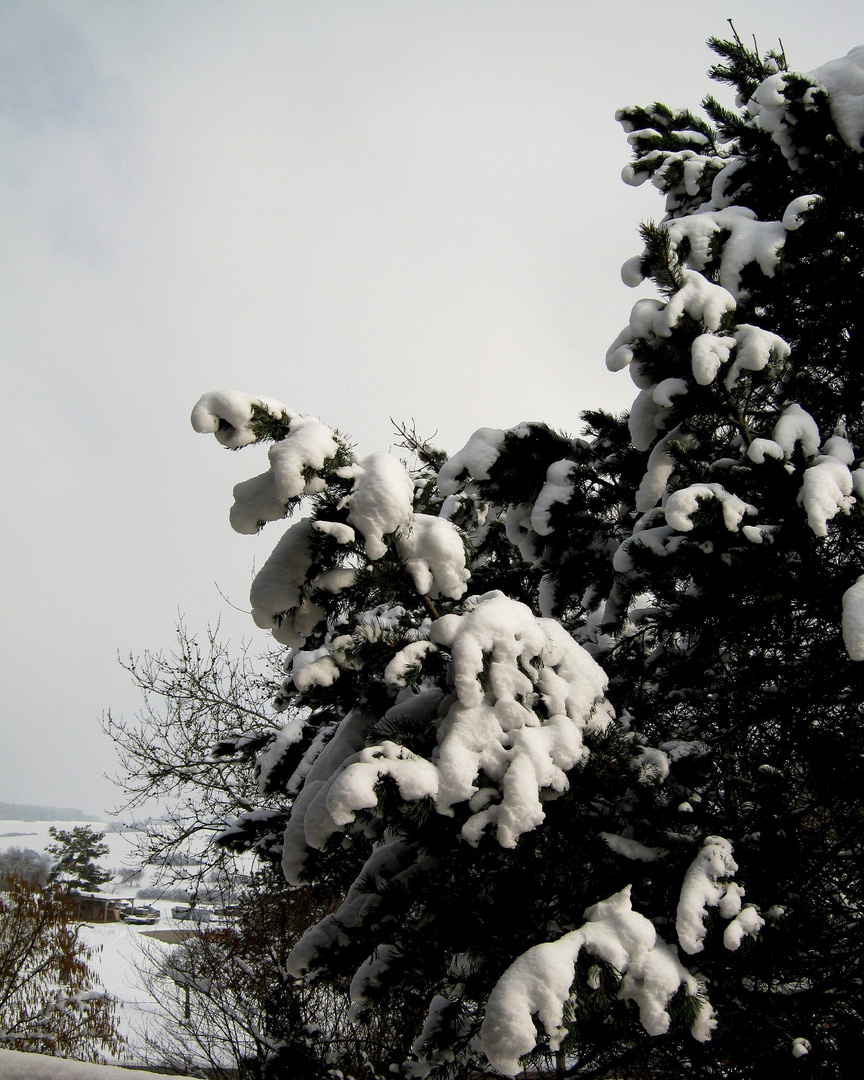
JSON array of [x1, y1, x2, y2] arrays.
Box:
[[480, 886, 715, 1076]]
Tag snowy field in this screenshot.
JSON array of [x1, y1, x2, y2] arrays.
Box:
[[0, 820, 226, 1070], [0, 822, 144, 886]]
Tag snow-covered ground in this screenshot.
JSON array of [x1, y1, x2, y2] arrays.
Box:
[[0, 1048, 183, 1079], [76, 898, 198, 1060]]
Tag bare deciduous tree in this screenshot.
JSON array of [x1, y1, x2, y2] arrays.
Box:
[[104, 622, 285, 882], [133, 870, 412, 1079], [0, 878, 124, 1062]]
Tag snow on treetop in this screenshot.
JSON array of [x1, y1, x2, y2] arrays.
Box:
[[807, 46, 864, 151], [750, 46, 864, 160]]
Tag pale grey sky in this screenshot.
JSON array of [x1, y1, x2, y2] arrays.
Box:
[[2, 0, 863, 815]]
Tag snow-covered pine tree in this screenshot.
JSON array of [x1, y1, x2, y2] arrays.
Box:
[[191, 33, 864, 1079], [433, 32, 864, 1077], [46, 826, 112, 894], [189, 396, 630, 1077]]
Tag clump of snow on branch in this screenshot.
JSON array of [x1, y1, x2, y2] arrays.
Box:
[[291, 648, 341, 692], [531, 461, 576, 536], [480, 886, 715, 1076], [675, 837, 749, 955], [280, 708, 374, 884], [654, 270, 736, 337], [344, 452, 416, 560], [635, 428, 692, 511], [227, 416, 345, 533], [384, 640, 439, 689], [748, 74, 803, 164], [723, 905, 766, 951], [799, 458, 855, 536], [319, 741, 440, 834], [806, 47, 864, 150], [600, 832, 666, 862], [783, 194, 822, 230], [268, 416, 342, 500], [349, 943, 400, 1021], [396, 514, 470, 599], [287, 838, 432, 978], [841, 575, 864, 660], [664, 484, 758, 534], [724, 325, 791, 389], [229, 470, 288, 534], [276, 592, 612, 881], [749, 417, 861, 537], [772, 403, 821, 458], [249, 518, 323, 648], [661, 207, 786, 299], [256, 716, 308, 792], [798, 430, 857, 536], [504, 504, 542, 565], [430, 592, 613, 846], [191, 390, 291, 448], [312, 519, 356, 544], [438, 427, 506, 494], [690, 333, 736, 386], [749, 48, 864, 162], [612, 522, 683, 574]]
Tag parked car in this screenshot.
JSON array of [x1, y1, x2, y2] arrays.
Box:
[[119, 903, 161, 925], [170, 903, 213, 922]]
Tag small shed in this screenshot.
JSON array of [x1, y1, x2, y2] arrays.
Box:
[[71, 893, 134, 922]]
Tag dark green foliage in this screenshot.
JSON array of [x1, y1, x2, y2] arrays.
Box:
[[46, 826, 111, 894], [706, 26, 787, 101], [365, 28, 864, 1077]]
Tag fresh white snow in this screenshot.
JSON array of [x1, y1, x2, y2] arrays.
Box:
[[480, 885, 715, 1076], [0, 1049, 182, 1080]]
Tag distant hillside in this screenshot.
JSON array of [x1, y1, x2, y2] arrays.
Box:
[[0, 801, 102, 822]]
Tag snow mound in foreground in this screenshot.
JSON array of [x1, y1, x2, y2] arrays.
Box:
[[0, 1049, 184, 1080]]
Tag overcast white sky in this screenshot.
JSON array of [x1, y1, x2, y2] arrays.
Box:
[[2, 0, 863, 817]]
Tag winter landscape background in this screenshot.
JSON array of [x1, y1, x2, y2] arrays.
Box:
[[0, 815, 208, 1076]]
